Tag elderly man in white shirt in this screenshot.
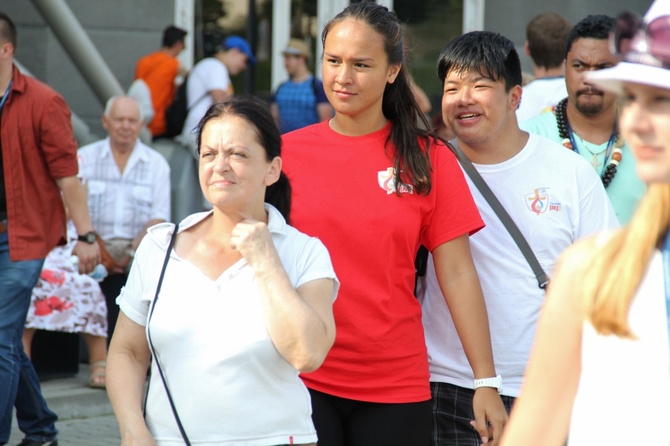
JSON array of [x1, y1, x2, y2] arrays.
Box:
[[78, 95, 171, 340]]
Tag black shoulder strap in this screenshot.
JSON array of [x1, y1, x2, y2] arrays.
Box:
[[449, 140, 549, 290], [144, 223, 192, 445]]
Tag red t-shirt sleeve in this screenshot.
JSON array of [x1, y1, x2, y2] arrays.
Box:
[[421, 141, 484, 251]]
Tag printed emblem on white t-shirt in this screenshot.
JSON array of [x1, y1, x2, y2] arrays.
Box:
[[525, 187, 561, 215], [378, 167, 414, 195]]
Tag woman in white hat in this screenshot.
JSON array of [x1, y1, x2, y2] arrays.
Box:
[[501, 2, 670, 445]]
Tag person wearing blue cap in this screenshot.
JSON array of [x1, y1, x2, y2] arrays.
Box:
[[179, 35, 255, 153]]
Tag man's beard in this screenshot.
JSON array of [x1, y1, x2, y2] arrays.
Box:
[[573, 87, 605, 116]]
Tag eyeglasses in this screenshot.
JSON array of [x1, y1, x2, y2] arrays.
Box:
[[610, 11, 670, 68]]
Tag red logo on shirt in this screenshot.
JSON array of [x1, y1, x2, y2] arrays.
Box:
[[526, 188, 549, 215], [378, 167, 414, 195]]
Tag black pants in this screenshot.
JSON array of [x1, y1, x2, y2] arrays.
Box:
[[430, 382, 515, 446], [99, 273, 128, 343], [308, 388, 431, 446]]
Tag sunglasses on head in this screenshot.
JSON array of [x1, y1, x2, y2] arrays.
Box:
[[610, 10, 670, 68]]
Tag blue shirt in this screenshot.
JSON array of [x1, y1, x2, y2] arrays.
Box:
[[272, 75, 329, 133]]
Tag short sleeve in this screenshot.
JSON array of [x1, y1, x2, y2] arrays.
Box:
[[422, 143, 484, 251], [40, 94, 79, 179], [295, 236, 340, 302], [115, 232, 161, 326], [117, 282, 149, 328]]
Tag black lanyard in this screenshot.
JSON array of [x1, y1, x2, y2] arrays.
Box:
[[566, 123, 616, 177]]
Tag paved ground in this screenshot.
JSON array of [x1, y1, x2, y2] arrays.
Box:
[[9, 414, 121, 446], [8, 364, 121, 445]]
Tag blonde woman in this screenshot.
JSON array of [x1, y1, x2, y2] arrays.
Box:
[[501, 1, 670, 445]]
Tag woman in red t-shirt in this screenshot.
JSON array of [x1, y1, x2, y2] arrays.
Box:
[[281, 2, 507, 445]]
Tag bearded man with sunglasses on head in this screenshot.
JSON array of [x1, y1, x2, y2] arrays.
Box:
[[521, 14, 646, 225]]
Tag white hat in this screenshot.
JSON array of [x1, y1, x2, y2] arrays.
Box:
[[587, 0, 670, 93]]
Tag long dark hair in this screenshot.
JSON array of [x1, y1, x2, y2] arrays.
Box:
[[195, 97, 292, 221], [322, 1, 434, 195]]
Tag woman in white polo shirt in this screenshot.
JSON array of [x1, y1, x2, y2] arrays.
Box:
[[106, 97, 339, 446]]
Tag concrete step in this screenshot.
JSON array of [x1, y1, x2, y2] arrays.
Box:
[[39, 364, 113, 420], [9, 364, 119, 444]]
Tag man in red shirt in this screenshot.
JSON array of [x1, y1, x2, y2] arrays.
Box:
[[0, 12, 100, 446]]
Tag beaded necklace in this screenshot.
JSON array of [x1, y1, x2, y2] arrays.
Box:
[[554, 97, 623, 188]]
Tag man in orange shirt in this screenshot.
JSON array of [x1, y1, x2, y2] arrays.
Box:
[[135, 25, 187, 138]]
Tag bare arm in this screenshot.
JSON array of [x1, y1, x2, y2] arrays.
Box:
[[263, 277, 336, 371], [56, 175, 100, 273], [107, 312, 156, 446], [433, 235, 508, 445], [500, 244, 586, 446], [231, 219, 336, 372]]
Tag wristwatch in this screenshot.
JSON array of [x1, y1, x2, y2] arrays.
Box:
[[473, 375, 503, 394], [77, 231, 97, 244]]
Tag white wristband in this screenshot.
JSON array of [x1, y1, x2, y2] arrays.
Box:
[[473, 375, 503, 394]]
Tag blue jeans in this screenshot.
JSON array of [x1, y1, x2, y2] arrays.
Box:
[[0, 232, 58, 443]]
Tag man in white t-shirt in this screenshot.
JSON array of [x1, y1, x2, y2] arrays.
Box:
[[179, 35, 255, 152], [516, 12, 572, 122], [421, 31, 618, 446]]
